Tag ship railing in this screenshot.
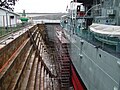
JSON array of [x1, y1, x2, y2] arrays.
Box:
[[65, 23, 120, 58]]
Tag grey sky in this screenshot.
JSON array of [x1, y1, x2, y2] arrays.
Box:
[[14, 0, 71, 13]]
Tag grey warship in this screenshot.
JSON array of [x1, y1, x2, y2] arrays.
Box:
[[61, 0, 120, 90]]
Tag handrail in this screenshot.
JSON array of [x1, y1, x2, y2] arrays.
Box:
[[82, 4, 101, 29]]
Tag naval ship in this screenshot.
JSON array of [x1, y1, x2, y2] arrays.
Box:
[[61, 0, 120, 90], [0, 0, 120, 89]]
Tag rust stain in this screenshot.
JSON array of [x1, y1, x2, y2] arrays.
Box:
[[0, 41, 25, 73]]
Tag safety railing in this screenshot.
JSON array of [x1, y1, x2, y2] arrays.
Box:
[[0, 22, 32, 37], [64, 22, 120, 58]]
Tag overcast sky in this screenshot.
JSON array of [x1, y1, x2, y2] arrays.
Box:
[[14, 0, 71, 13]]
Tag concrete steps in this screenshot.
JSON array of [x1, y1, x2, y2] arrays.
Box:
[[18, 51, 36, 90], [35, 61, 41, 90], [0, 38, 31, 90], [26, 57, 39, 90], [0, 24, 60, 90], [40, 66, 45, 90], [7, 45, 33, 90]]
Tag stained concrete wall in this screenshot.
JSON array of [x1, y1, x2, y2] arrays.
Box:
[[46, 24, 60, 42]]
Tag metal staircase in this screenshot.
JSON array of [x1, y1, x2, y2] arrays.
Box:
[[60, 43, 70, 89], [55, 27, 71, 90]]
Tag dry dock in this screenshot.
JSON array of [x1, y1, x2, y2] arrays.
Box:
[[0, 22, 71, 90]]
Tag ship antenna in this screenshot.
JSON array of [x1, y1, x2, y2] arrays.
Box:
[[82, 4, 101, 29]]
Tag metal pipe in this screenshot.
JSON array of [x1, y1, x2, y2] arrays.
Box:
[[5, 11, 8, 31], [82, 4, 101, 29]]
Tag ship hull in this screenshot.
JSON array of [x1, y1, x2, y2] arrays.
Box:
[[63, 29, 120, 90], [71, 64, 86, 90]]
